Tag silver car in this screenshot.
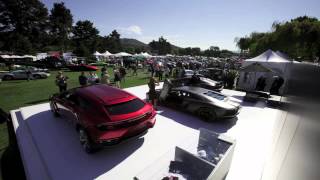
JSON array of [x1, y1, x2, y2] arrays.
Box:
[[0, 70, 50, 80], [159, 84, 241, 121]]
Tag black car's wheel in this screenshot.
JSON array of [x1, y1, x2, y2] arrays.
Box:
[[79, 128, 96, 154], [33, 74, 41, 79], [3, 75, 13, 80], [197, 107, 217, 121]]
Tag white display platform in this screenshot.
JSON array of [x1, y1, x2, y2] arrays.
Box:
[[10, 84, 286, 180]]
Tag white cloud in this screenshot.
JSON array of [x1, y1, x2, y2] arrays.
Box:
[[118, 25, 142, 35]]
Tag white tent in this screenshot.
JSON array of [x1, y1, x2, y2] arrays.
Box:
[[93, 51, 103, 56], [22, 55, 37, 61], [93, 51, 104, 61], [114, 52, 132, 57], [141, 52, 152, 57], [238, 49, 294, 94], [102, 51, 113, 57]]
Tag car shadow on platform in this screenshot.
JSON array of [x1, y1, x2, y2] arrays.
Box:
[[16, 110, 144, 180], [157, 106, 238, 134]]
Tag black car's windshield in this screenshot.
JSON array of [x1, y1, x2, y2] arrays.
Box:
[[106, 98, 145, 115], [204, 91, 225, 100]]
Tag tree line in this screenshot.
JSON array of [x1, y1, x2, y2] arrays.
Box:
[[0, 0, 124, 57], [235, 16, 320, 61], [0, 0, 234, 58]]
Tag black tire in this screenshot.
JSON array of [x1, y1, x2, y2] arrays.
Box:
[[78, 128, 97, 154], [3, 75, 13, 81], [33, 74, 41, 79], [197, 107, 217, 121]]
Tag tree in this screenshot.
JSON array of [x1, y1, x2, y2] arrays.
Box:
[[104, 30, 122, 53], [0, 0, 49, 53], [49, 2, 73, 51], [72, 20, 99, 57], [149, 36, 172, 55], [236, 16, 320, 60]]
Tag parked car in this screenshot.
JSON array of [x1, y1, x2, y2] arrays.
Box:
[[169, 76, 224, 92], [199, 68, 224, 81], [67, 64, 99, 71], [184, 69, 195, 77], [0, 70, 50, 80], [157, 83, 240, 121], [50, 84, 156, 153], [16, 66, 49, 73]]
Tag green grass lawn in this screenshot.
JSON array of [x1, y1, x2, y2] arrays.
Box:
[[0, 67, 151, 154]]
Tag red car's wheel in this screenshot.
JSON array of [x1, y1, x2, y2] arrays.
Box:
[[79, 128, 96, 154]]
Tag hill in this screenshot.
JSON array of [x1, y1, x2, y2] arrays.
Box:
[[120, 38, 148, 48], [120, 38, 181, 51]]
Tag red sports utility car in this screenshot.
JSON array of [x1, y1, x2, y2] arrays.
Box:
[[50, 84, 156, 153]]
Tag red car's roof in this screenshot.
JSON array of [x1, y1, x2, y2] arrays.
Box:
[[77, 84, 135, 105]]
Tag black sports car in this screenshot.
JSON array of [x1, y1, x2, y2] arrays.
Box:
[[169, 76, 224, 92], [158, 83, 240, 121]]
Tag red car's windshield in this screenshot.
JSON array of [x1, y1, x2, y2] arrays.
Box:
[[106, 98, 145, 115]]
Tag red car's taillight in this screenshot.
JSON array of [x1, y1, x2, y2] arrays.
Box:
[[96, 110, 154, 131]]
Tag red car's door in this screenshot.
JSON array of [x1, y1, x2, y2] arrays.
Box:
[[55, 93, 78, 125], [62, 94, 80, 126]]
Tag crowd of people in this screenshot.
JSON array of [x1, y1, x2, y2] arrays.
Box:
[[54, 65, 129, 93]]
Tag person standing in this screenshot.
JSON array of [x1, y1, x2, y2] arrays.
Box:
[[150, 64, 155, 77], [158, 66, 163, 81], [132, 64, 138, 76], [148, 76, 159, 109], [55, 71, 68, 93], [78, 72, 88, 86], [100, 70, 110, 85], [101, 65, 107, 76], [119, 66, 126, 82], [114, 69, 121, 88], [26, 69, 32, 81]]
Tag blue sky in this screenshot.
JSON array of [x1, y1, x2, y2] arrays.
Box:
[[42, 0, 320, 51]]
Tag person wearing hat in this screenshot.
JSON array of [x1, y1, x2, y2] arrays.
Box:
[[55, 71, 68, 92]]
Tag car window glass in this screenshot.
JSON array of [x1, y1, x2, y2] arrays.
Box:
[[77, 96, 92, 110], [68, 94, 78, 104], [106, 98, 145, 115], [204, 91, 225, 100]]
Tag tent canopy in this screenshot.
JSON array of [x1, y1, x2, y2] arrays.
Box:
[[140, 52, 152, 57], [238, 50, 293, 95], [245, 49, 291, 63], [102, 51, 113, 57], [114, 52, 132, 57], [240, 62, 273, 73], [93, 51, 103, 56]]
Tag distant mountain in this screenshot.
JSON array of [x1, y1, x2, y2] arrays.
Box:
[[120, 38, 182, 51], [120, 38, 148, 48]]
